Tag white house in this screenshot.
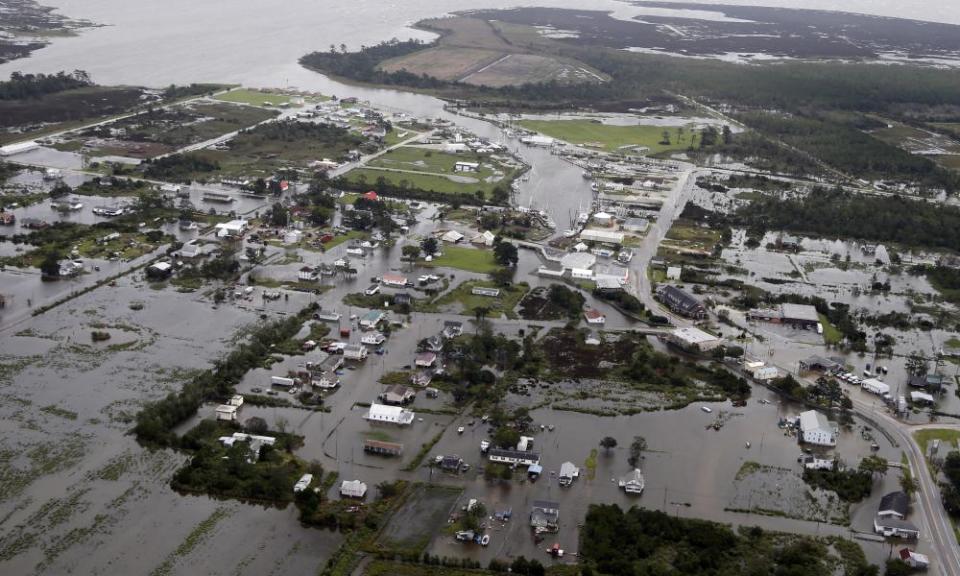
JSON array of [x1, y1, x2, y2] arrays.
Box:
[[215, 404, 239, 421], [666, 266, 683, 280], [454, 161, 480, 173], [361, 332, 386, 346], [344, 344, 368, 361], [619, 468, 645, 494], [340, 479, 368, 498], [798, 410, 836, 446], [364, 403, 415, 425]]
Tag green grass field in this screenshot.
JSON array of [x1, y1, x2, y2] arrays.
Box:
[[915, 429, 960, 465], [345, 146, 519, 197], [818, 314, 843, 345], [344, 168, 496, 197], [419, 280, 528, 319], [424, 246, 497, 273], [214, 89, 296, 107], [520, 119, 700, 154]]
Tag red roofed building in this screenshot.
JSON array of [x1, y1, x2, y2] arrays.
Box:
[[363, 191, 379, 201], [584, 308, 606, 325]]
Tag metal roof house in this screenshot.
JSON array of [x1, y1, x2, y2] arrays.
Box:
[[874, 517, 919, 539], [655, 285, 706, 319], [798, 410, 836, 447], [363, 439, 403, 456], [487, 447, 540, 467], [340, 479, 368, 498], [359, 310, 386, 330], [380, 384, 415, 405], [878, 491, 910, 520], [364, 403, 415, 425], [530, 500, 559, 532]]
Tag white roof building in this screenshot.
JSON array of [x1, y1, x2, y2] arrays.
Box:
[[580, 229, 625, 245], [666, 327, 723, 352], [560, 252, 597, 271], [441, 230, 464, 243], [619, 468, 645, 494], [340, 479, 368, 498], [364, 403, 415, 425], [215, 219, 248, 238], [470, 230, 496, 247], [666, 266, 682, 280], [799, 410, 836, 447]]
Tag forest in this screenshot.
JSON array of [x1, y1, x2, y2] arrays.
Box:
[[299, 40, 447, 89], [731, 187, 960, 253], [0, 70, 91, 100], [578, 505, 874, 576]]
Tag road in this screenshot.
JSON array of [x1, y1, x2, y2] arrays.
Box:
[[624, 164, 702, 325], [851, 406, 960, 576]]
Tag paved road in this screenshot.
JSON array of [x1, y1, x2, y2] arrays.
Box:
[[854, 410, 960, 576]]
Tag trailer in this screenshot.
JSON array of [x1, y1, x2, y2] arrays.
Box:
[[271, 376, 296, 387], [861, 378, 890, 396]]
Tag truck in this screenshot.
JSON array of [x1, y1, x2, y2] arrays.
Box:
[[271, 376, 296, 387]]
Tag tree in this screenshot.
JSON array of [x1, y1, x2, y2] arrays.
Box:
[[421, 236, 438, 256], [899, 469, 919, 496], [858, 455, 888, 479], [600, 436, 618, 453], [493, 426, 520, 449], [628, 436, 647, 467], [489, 266, 514, 286], [884, 559, 913, 576], [493, 239, 518, 267], [244, 416, 268, 434], [40, 251, 61, 279], [268, 202, 288, 227], [401, 245, 421, 261], [906, 351, 929, 378]]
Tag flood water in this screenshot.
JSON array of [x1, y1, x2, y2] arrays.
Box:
[[1, 0, 953, 574]]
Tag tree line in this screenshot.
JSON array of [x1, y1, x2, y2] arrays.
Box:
[[731, 187, 960, 253], [0, 70, 92, 100]]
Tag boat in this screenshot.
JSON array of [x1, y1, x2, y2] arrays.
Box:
[[480, 534, 490, 547], [745, 442, 751, 449], [562, 229, 576, 238], [479, 440, 490, 453], [701, 406, 713, 413], [457, 426, 465, 434]]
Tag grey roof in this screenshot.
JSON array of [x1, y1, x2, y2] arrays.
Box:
[[879, 491, 910, 517], [657, 285, 705, 316], [488, 447, 540, 461], [780, 303, 820, 324], [875, 517, 919, 531]]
